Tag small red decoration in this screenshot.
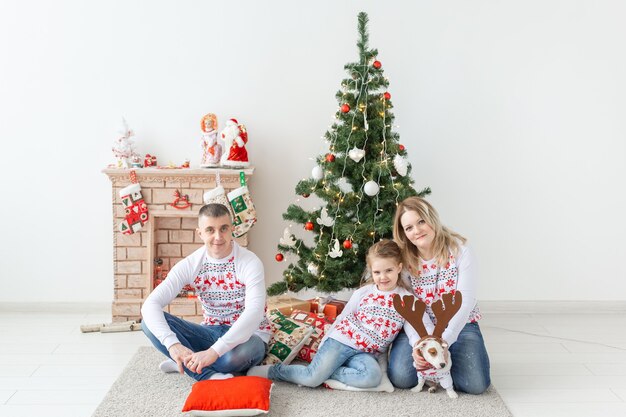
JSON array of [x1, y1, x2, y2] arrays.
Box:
[[302, 193, 310, 198], [341, 104, 351, 113], [383, 92, 391, 100], [399, 144, 405, 151], [305, 221, 314, 231], [170, 190, 191, 210], [144, 154, 157, 167], [325, 153, 335, 163], [275, 253, 284, 262], [343, 239, 353, 250], [373, 60, 382, 69]]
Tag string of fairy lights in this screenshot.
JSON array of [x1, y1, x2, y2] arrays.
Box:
[[276, 56, 410, 289]]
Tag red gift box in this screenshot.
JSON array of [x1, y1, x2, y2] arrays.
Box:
[[308, 298, 347, 321]]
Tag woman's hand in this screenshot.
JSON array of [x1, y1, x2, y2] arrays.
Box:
[[185, 348, 219, 374], [412, 348, 431, 371]]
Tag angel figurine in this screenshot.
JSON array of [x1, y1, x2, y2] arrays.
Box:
[[200, 113, 222, 167], [328, 239, 343, 258]]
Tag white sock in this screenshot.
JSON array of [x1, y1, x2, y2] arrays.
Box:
[[210, 372, 234, 380], [246, 365, 271, 378], [159, 359, 179, 373]]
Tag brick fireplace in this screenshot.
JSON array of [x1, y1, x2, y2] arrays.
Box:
[[103, 167, 253, 323]]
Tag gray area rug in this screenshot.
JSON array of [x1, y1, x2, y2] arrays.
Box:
[[92, 347, 512, 417]]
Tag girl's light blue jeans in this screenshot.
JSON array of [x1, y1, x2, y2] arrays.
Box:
[[388, 322, 491, 394], [142, 312, 267, 381], [268, 337, 382, 388]]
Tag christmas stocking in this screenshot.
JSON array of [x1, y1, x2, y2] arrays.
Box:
[[228, 184, 257, 238], [203, 185, 235, 218], [119, 171, 149, 235]]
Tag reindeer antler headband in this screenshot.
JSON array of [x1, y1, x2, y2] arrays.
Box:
[[392, 292, 463, 341]]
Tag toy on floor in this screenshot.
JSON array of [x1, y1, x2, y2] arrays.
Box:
[[393, 291, 463, 399], [80, 319, 142, 333]]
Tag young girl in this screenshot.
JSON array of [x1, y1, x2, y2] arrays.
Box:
[[388, 196, 491, 394], [247, 239, 421, 388]]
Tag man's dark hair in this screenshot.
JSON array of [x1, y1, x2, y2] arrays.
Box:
[[198, 203, 231, 219]]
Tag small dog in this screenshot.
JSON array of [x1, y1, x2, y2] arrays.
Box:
[[411, 336, 457, 398], [393, 292, 464, 400]]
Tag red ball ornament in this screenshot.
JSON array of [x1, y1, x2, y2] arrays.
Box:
[[305, 221, 314, 231], [342, 239, 353, 250], [275, 253, 284, 262], [373, 60, 382, 69], [341, 104, 351, 113], [301, 193, 310, 198], [399, 144, 405, 151], [383, 92, 391, 100], [325, 153, 335, 163]]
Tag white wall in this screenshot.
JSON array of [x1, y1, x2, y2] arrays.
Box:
[[1, 0, 624, 303]]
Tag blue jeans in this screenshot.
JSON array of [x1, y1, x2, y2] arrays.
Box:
[[142, 312, 267, 381], [388, 322, 491, 394], [269, 337, 382, 388]]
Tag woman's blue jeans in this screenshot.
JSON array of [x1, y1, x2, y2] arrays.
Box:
[[388, 322, 491, 394], [269, 337, 382, 388], [142, 312, 266, 381]]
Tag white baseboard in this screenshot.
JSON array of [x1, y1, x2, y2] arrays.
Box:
[[480, 300, 626, 314], [0, 302, 110, 314]]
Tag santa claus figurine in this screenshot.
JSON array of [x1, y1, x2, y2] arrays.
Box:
[[220, 118, 249, 167]]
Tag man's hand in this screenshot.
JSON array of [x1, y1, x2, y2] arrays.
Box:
[[168, 343, 194, 374], [185, 348, 219, 374]]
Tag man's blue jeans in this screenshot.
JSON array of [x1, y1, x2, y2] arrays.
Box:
[[142, 312, 266, 381], [388, 322, 491, 394], [269, 337, 382, 388]]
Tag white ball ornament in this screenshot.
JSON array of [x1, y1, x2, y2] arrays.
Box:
[[364, 180, 380, 196], [311, 165, 324, 180], [307, 263, 319, 276]]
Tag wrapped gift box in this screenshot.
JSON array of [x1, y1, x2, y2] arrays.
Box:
[[267, 296, 310, 316], [289, 309, 333, 362], [309, 297, 347, 320]]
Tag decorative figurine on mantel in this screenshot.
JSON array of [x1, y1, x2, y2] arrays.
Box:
[[144, 154, 157, 167], [200, 113, 222, 167], [220, 118, 250, 168], [111, 118, 138, 169]]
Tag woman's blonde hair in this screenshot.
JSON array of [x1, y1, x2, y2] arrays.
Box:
[[393, 197, 466, 274], [362, 239, 410, 290]]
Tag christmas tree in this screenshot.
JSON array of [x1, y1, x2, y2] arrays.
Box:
[[268, 12, 430, 296]]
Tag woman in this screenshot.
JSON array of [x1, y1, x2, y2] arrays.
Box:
[[388, 196, 491, 394]]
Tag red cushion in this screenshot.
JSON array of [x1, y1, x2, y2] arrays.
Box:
[[182, 376, 273, 416]]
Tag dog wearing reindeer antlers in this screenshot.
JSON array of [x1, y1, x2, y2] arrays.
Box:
[[393, 291, 463, 399]]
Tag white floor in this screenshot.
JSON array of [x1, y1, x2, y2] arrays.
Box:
[[1, 304, 626, 417]]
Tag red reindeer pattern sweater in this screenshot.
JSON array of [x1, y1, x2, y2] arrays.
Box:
[[404, 244, 481, 346], [142, 243, 272, 356], [323, 284, 420, 354]]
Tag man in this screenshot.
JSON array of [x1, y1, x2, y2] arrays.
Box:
[[141, 203, 271, 380]]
